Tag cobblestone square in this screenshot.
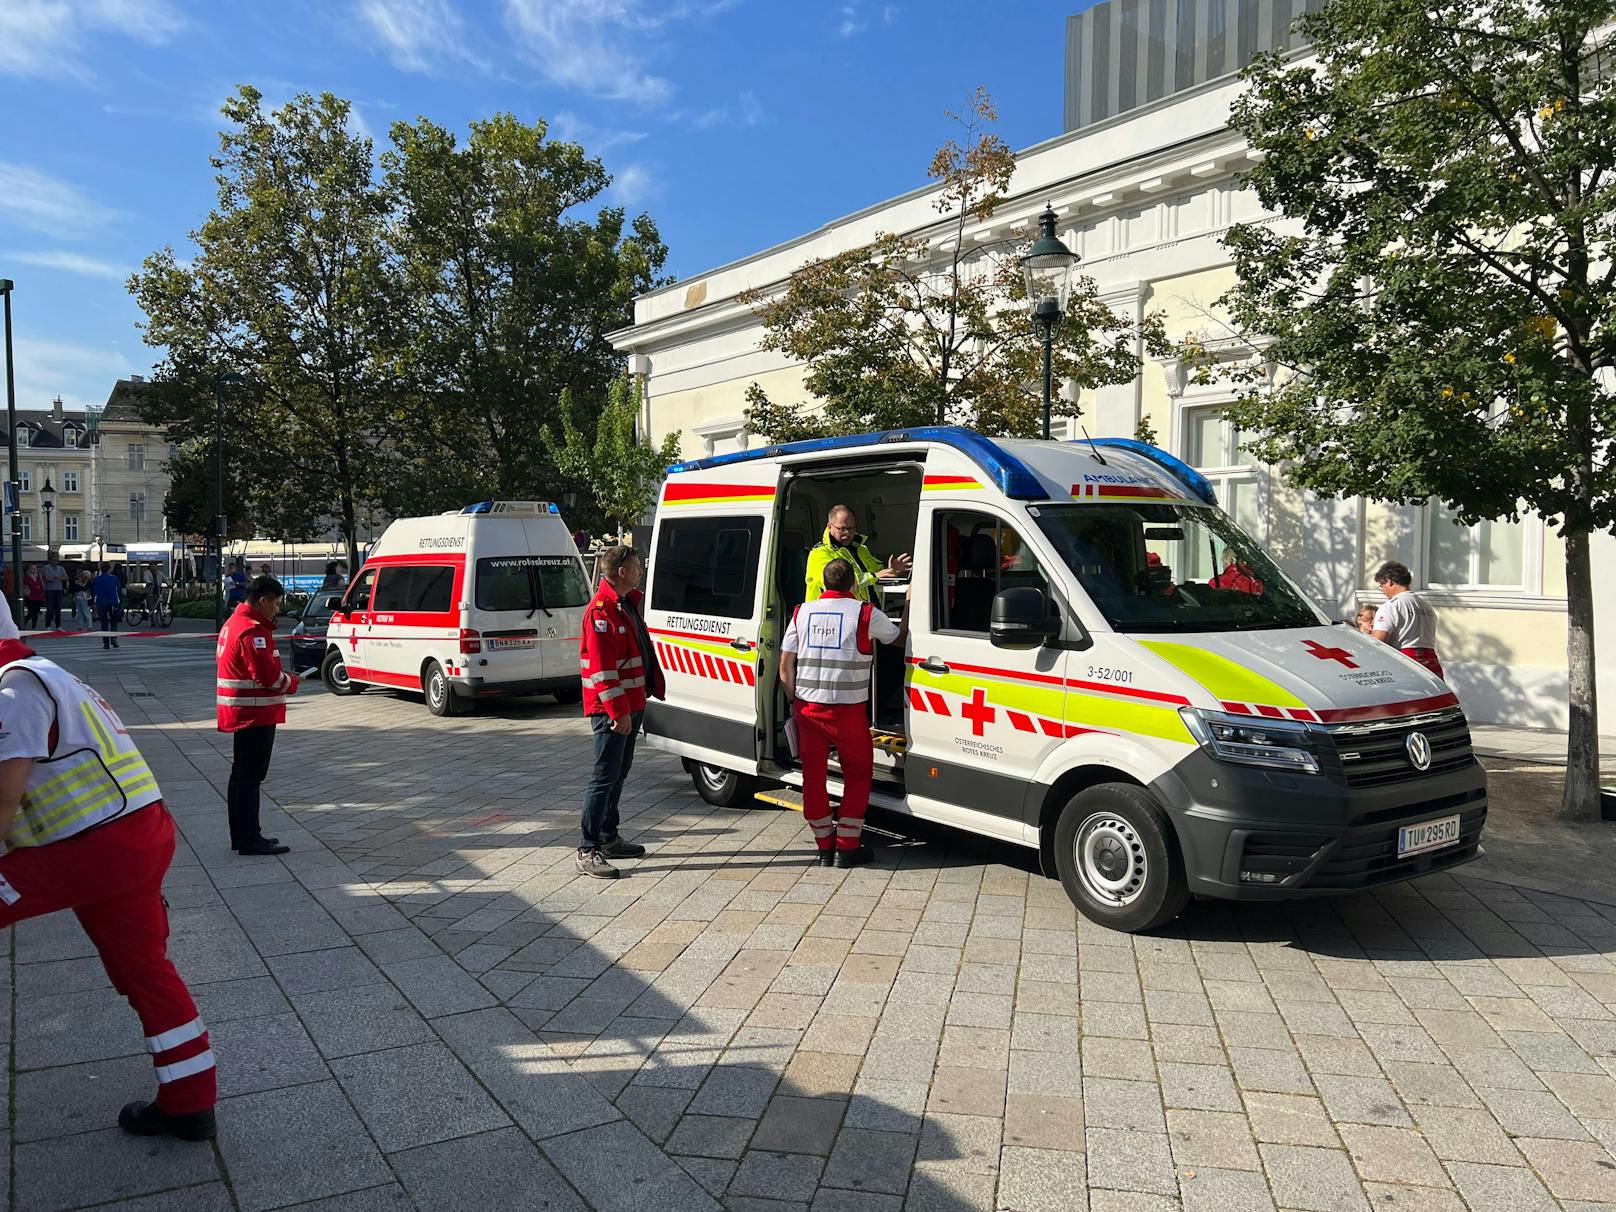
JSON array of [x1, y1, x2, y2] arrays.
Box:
[[8, 640, 1616, 1210]]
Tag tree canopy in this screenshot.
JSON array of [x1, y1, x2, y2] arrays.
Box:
[[741, 89, 1166, 440], [1217, 0, 1616, 818]]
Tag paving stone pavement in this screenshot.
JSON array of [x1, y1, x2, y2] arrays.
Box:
[[8, 652, 1616, 1211]]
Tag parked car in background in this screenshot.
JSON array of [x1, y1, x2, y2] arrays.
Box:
[[291, 588, 346, 673]]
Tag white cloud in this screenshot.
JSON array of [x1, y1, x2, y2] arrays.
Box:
[[739, 89, 762, 126], [505, 0, 737, 105], [550, 110, 649, 155], [882, 5, 899, 24], [0, 0, 183, 78], [9, 251, 128, 281], [0, 163, 125, 240], [356, 0, 485, 75], [608, 162, 656, 208], [837, 3, 865, 37], [9, 337, 141, 414]]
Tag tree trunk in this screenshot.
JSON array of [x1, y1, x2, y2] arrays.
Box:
[[1560, 528, 1602, 821]]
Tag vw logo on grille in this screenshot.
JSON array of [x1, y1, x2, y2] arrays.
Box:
[[1406, 731, 1433, 771]]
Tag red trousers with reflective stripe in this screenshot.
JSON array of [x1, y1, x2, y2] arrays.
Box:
[[795, 699, 873, 851], [0, 803, 215, 1113]]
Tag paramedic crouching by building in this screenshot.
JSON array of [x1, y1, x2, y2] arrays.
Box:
[[577, 546, 665, 879], [1371, 560, 1444, 679], [781, 558, 907, 868], [0, 606, 217, 1141]]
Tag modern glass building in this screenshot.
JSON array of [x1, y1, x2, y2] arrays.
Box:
[[1064, 0, 1322, 132]]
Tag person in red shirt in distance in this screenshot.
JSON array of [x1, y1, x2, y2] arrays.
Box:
[[216, 576, 300, 856]]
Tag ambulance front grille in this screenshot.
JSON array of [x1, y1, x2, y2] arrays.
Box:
[[1322, 709, 1475, 788]]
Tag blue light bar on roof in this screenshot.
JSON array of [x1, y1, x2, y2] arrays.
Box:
[[668, 425, 1048, 499], [1086, 438, 1218, 506]]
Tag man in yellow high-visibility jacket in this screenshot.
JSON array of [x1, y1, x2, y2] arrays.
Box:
[[804, 505, 912, 604]]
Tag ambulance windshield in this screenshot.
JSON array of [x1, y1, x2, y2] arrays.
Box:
[[1032, 504, 1324, 633]]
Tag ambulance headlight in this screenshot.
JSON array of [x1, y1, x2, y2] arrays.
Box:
[[1180, 708, 1320, 774]]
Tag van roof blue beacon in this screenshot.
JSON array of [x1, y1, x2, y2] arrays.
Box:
[[667, 425, 1215, 507]]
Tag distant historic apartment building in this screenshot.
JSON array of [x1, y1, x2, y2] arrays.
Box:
[[607, 1, 1611, 729]]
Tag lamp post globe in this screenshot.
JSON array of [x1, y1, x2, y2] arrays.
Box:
[[1020, 205, 1079, 440], [40, 478, 54, 550]]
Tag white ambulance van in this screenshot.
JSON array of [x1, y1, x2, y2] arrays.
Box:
[[322, 501, 590, 716], [643, 427, 1486, 931]]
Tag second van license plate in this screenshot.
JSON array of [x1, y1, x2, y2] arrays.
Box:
[[1397, 814, 1461, 857], [487, 638, 535, 650]]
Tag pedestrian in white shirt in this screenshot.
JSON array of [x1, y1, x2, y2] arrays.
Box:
[[1371, 560, 1443, 680]]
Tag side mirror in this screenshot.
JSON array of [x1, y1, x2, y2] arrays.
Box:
[[990, 587, 1061, 648]]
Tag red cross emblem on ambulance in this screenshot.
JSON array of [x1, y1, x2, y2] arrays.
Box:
[[1303, 639, 1357, 668]]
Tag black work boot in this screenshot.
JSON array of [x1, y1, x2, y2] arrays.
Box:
[[834, 844, 875, 869], [119, 1100, 216, 1142], [599, 836, 646, 859]]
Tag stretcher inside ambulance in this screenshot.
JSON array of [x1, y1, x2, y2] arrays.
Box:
[[642, 427, 1485, 931]]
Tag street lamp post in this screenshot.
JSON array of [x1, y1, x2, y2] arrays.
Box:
[[214, 372, 246, 635], [40, 478, 54, 552], [1, 280, 20, 622], [1019, 205, 1080, 441]]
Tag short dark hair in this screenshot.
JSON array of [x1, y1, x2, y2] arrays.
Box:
[[822, 558, 855, 592], [247, 574, 284, 603], [599, 545, 641, 580], [1373, 561, 1412, 588]]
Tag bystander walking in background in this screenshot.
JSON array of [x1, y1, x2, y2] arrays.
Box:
[[91, 564, 123, 650]]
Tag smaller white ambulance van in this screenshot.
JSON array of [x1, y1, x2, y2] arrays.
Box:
[[643, 427, 1488, 932], [323, 501, 590, 716]]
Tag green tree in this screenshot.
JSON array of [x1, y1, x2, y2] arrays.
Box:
[[162, 440, 254, 542], [1217, 0, 1616, 819], [545, 375, 680, 536], [130, 86, 398, 570], [741, 89, 1165, 439], [380, 114, 668, 511]]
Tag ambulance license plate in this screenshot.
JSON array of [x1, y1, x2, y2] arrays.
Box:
[[1397, 814, 1461, 857], [487, 638, 535, 651]]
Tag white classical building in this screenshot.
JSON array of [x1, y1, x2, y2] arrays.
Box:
[[609, 2, 1612, 731]]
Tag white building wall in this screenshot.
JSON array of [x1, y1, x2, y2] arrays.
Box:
[[609, 73, 1608, 731]]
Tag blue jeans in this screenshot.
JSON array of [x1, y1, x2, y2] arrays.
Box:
[[580, 711, 642, 849], [44, 589, 63, 629]]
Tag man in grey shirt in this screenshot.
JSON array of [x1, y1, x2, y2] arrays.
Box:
[[41, 551, 68, 630]]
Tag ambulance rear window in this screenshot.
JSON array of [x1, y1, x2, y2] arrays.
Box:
[[475, 557, 588, 612]]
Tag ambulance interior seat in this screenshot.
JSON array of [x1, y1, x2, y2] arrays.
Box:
[[776, 527, 810, 619], [952, 532, 999, 632]]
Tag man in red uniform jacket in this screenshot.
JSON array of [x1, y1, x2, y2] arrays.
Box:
[[577, 546, 665, 879], [216, 575, 299, 855], [0, 603, 218, 1141]]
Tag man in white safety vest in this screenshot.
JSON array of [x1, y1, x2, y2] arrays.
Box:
[[780, 558, 908, 868], [0, 606, 217, 1140]]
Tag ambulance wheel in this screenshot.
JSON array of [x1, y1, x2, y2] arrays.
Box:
[[424, 661, 463, 717], [691, 763, 756, 807], [321, 650, 360, 696], [1054, 784, 1188, 933]]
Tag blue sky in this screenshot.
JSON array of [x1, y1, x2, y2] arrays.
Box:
[[1, 0, 1078, 414]]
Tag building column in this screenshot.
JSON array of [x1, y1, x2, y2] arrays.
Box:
[[1090, 280, 1146, 439]]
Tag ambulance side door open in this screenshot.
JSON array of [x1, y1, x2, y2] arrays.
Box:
[[904, 505, 1068, 846], [644, 482, 776, 772]]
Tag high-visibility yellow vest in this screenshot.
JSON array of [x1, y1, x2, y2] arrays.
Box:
[[3, 658, 162, 848]]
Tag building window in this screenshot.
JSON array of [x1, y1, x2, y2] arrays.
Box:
[[19, 469, 30, 494], [16, 427, 31, 448], [20, 513, 30, 541], [1424, 503, 1526, 591], [64, 427, 78, 448], [62, 469, 78, 493], [130, 492, 147, 523], [1180, 405, 1263, 578], [63, 514, 79, 541], [127, 444, 145, 471]]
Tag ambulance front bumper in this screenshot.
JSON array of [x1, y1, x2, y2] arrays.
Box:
[[1151, 749, 1488, 900]]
